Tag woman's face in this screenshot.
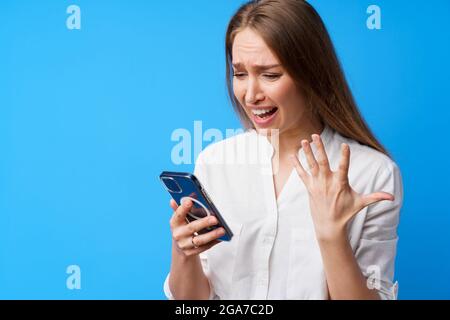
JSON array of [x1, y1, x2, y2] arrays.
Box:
[[232, 28, 311, 134]]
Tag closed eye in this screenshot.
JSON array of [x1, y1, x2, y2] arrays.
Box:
[[262, 73, 281, 80], [233, 72, 247, 79], [233, 73, 282, 80]]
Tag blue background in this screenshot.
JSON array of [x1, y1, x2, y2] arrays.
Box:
[[0, 0, 449, 299]]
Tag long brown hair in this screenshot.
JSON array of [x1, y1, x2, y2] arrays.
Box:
[[225, 0, 390, 156]]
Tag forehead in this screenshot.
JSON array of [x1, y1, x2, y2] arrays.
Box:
[[232, 28, 279, 66]]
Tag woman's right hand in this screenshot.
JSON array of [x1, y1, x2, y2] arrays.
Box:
[[169, 198, 225, 257]]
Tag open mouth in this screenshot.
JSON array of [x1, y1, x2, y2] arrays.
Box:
[[251, 107, 278, 119]]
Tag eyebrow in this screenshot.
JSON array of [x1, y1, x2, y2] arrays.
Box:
[[232, 63, 281, 70]]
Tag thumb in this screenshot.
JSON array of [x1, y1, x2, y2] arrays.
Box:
[[359, 192, 395, 209]]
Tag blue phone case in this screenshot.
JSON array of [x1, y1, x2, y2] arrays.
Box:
[[159, 171, 233, 241]]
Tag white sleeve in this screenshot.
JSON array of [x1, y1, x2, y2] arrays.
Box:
[[162, 150, 219, 300], [354, 161, 403, 300]]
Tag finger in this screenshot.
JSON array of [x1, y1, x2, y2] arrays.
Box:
[[338, 143, 350, 183], [312, 134, 331, 173], [174, 215, 219, 240], [177, 234, 198, 250], [290, 153, 309, 184], [177, 226, 224, 251], [301, 139, 319, 175], [191, 227, 226, 247], [170, 199, 193, 228], [358, 192, 395, 209], [183, 239, 221, 257], [169, 199, 179, 211], [168, 199, 180, 229]]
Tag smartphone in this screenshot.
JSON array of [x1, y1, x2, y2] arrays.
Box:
[[159, 171, 233, 241]]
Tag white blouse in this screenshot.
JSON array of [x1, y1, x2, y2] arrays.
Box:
[[164, 124, 403, 300]]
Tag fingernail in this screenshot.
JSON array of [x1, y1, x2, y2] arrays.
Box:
[[218, 228, 225, 235]]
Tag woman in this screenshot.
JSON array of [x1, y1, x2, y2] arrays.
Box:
[[164, 0, 403, 300]]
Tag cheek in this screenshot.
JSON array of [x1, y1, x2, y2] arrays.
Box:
[[264, 81, 297, 106], [268, 82, 307, 123], [233, 80, 246, 104]]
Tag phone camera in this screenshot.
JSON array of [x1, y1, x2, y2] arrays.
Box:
[[160, 177, 182, 193]]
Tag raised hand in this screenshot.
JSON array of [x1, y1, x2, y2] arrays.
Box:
[[290, 134, 394, 240]]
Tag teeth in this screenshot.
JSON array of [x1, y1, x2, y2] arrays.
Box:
[[251, 107, 276, 116]]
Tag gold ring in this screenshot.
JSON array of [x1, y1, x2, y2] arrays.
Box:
[[191, 235, 199, 249]]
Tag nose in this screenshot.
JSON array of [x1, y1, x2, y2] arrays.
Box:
[[244, 77, 264, 105]]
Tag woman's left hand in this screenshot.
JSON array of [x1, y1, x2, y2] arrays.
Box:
[[290, 134, 394, 241]]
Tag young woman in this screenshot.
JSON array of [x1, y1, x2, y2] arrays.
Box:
[[164, 0, 403, 300]]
